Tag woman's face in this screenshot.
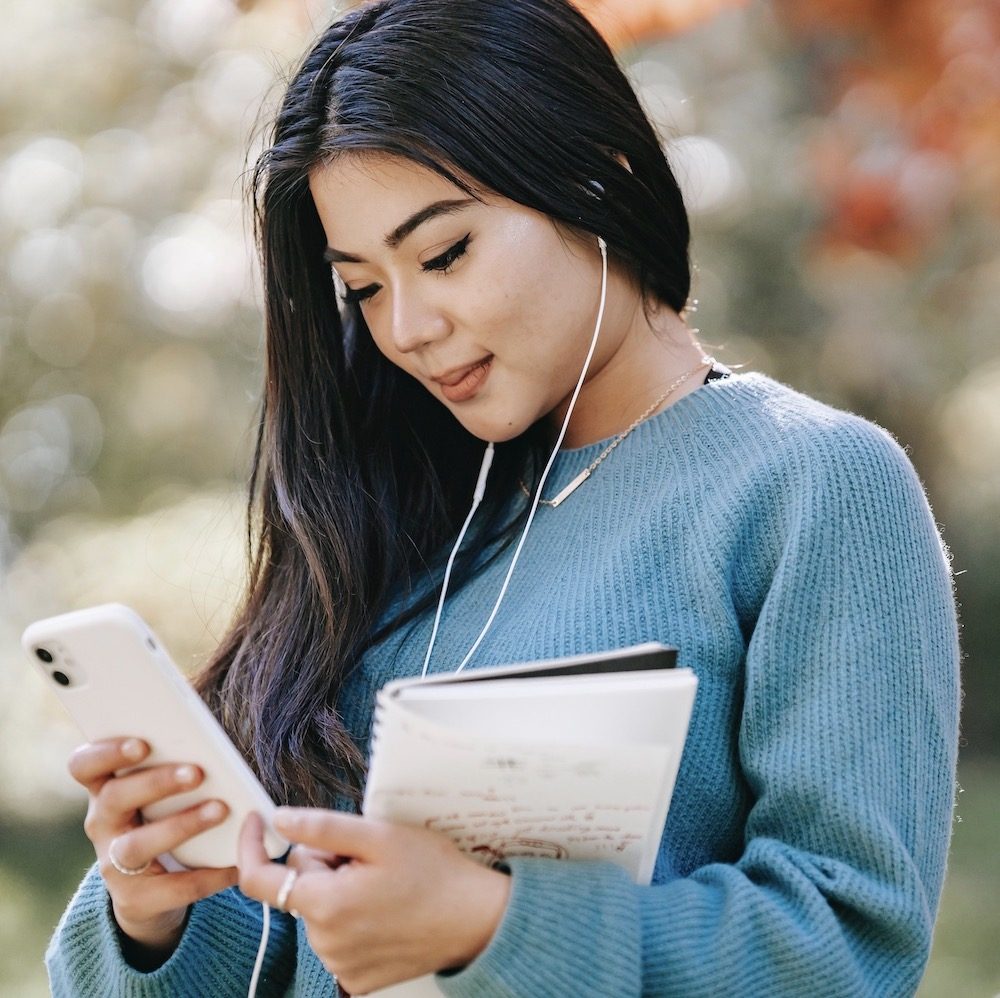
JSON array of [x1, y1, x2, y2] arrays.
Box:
[[308, 152, 638, 443]]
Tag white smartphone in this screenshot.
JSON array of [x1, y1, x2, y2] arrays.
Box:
[[21, 603, 288, 870]]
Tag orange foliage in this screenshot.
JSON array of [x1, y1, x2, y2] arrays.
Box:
[[266, 0, 996, 256], [775, 0, 1000, 254], [573, 0, 749, 49]]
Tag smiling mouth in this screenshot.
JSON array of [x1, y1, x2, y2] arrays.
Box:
[[436, 355, 493, 402]]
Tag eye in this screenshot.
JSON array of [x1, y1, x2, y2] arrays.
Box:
[[339, 281, 379, 306], [421, 234, 471, 275], [337, 234, 472, 306]]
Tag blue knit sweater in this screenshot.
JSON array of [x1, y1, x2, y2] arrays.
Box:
[[46, 371, 960, 997]]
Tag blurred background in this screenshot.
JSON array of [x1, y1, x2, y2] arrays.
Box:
[[1, 0, 997, 993]]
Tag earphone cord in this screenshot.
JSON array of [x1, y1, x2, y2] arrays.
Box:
[[421, 235, 609, 677], [248, 901, 270, 998], [420, 441, 495, 678], [248, 238, 609, 994]]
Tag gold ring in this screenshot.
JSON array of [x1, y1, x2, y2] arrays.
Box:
[[108, 837, 152, 876]]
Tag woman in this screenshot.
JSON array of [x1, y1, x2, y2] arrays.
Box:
[[47, 1, 960, 995]]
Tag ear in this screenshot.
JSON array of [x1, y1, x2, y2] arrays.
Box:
[[584, 150, 633, 200]]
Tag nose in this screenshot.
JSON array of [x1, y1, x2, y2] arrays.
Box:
[[389, 286, 451, 354]]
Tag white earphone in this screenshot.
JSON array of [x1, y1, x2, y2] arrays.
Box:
[[251, 239, 608, 998], [420, 234, 609, 678]]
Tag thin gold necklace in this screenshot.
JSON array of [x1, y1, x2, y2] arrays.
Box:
[[519, 356, 715, 508]]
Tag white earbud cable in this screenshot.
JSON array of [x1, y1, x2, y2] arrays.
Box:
[[421, 236, 609, 677], [420, 441, 495, 678], [248, 901, 270, 998], [253, 239, 608, 995], [452, 236, 607, 673]]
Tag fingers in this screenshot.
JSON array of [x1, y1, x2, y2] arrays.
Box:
[[287, 844, 348, 875], [68, 738, 148, 794], [238, 806, 385, 916], [238, 812, 270, 867], [101, 763, 202, 818], [274, 807, 385, 861], [238, 813, 295, 909], [85, 763, 205, 845], [69, 741, 204, 817], [68, 741, 242, 953], [104, 799, 230, 877]]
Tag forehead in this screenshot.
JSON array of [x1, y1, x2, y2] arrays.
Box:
[[309, 152, 486, 242]]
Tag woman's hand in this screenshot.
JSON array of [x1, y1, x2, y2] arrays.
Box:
[[68, 737, 239, 965], [238, 809, 511, 995]]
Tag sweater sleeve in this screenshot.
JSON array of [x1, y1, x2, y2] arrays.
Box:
[[434, 419, 960, 998], [45, 862, 297, 997]]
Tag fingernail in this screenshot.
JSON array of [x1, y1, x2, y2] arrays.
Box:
[[176, 765, 198, 785], [201, 800, 225, 821], [122, 739, 144, 760]]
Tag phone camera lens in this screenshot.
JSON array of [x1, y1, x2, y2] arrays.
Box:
[[35, 648, 54, 664], [52, 670, 72, 687]]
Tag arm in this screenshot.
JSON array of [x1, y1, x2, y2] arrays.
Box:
[[46, 863, 297, 997], [434, 420, 960, 997]]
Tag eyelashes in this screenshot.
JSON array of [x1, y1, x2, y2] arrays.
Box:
[[424, 233, 472, 275], [338, 234, 472, 306], [340, 285, 376, 305]]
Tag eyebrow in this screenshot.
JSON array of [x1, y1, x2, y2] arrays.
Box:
[[322, 198, 477, 264]]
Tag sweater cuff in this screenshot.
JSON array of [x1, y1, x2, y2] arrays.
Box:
[[46, 863, 295, 997], [434, 857, 642, 998]]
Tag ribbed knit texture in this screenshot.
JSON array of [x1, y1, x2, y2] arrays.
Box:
[[46, 371, 960, 997]]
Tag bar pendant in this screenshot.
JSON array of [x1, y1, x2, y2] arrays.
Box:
[[549, 468, 591, 507]]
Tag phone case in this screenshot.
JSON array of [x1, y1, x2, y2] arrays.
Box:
[[22, 603, 287, 869]]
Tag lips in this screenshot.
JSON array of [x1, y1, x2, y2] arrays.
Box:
[[434, 355, 493, 403]]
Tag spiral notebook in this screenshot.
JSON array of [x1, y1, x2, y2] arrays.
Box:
[[360, 642, 697, 998]]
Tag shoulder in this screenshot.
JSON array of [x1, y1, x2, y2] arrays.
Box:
[[692, 370, 927, 500], [701, 370, 900, 446], [672, 372, 950, 581], [701, 375, 956, 632]]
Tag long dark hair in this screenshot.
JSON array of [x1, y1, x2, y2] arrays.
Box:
[[195, 0, 692, 809]]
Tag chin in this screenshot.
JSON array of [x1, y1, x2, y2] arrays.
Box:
[[454, 409, 532, 445]]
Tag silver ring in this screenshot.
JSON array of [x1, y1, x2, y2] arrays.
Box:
[[275, 867, 298, 912], [108, 837, 152, 876]]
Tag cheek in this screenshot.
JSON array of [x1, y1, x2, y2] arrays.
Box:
[[497, 267, 595, 382], [479, 255, 577, 359]]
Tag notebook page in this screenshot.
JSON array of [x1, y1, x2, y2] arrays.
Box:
[[365, 695, 672, 881]]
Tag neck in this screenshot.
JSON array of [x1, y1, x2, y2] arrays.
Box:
[[553, 303, 709, 449]]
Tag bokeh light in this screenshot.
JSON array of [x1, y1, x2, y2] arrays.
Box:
[[0, 138, 84, 230], [141, 207, 250, 325]]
